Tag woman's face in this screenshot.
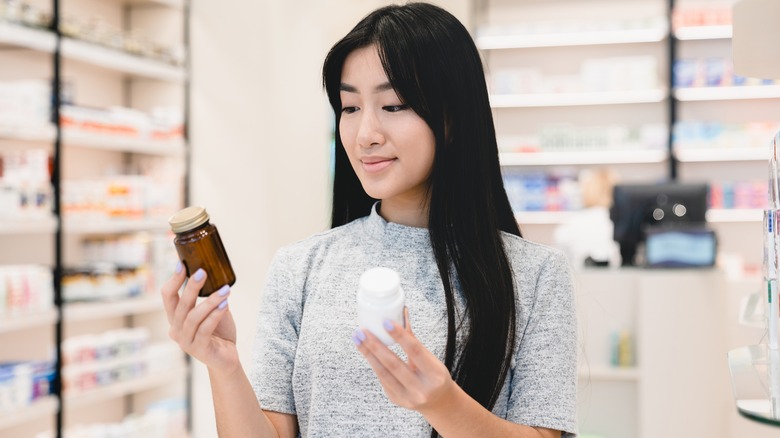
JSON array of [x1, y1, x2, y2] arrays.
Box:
[[339, 45, 436, 208]]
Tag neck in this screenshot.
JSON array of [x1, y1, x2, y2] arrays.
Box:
[[378, 197, 429, 228]]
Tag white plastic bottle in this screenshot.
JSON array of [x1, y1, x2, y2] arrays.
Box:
[[357, 267, 405, 345]]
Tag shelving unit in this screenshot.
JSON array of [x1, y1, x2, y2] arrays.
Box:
[[670, 0, 776, 270], [478, 1, 775, 437], [0, 0, 189, 436]]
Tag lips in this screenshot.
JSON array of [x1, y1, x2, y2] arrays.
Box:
[[361, 157, 396, 173]]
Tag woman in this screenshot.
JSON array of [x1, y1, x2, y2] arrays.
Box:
[[162, 3, 577, 437]]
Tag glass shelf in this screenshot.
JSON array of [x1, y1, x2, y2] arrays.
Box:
[[0, 217, 58, 234], [62, 217, 169, 234], [500, 149, 667, 166], [674, 25, 732, 40], [0, 309, 58, 334], [60, 37, 185, 82], [489, 89, 667, 108], [476, 25, 667, 49], [674, 85, 780, 101], [727, 344, 780, 427], [0, 395, 58, 429], [0, 20, 56, 52], [675, 147, 768, 162], [63, 130, 186, 156], [63, 296, 163, 322]]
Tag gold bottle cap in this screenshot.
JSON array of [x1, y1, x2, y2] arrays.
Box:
[[169, 206, 210, 233]]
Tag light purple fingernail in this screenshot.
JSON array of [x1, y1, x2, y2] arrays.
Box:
[[193, 268, 205, 281], [175, 261, 183, 274], [355, 328, 366, 342], [352, 335, 362, 345], [218, 299, 228, 310], [383, 319, 394, 331], [218, 285, 230, 297]]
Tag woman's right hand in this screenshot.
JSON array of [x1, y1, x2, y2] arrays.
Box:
[[161, 262, 240, 375]]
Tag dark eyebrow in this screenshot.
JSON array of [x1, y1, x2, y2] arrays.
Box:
[[339, 82, 394, 93]]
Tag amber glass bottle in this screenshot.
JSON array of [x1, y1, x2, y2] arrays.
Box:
[[168, 206, 236, 296]]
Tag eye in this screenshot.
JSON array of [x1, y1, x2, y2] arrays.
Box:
[[383, 104, 409, 113], [341, 106, 358, 114]]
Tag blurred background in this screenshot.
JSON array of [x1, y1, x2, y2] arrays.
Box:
[[0, 0, 778, 437]]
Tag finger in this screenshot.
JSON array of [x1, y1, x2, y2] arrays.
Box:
[[190, 295, 231, 352], [355, 327, 420, 390], [161, 260, 187, 324], [353, 329, 406, 401], [172, 268, 208, 332], [180, 285, 231, 347], [403, 306, 413, 334], [384, 319, 438, 373]]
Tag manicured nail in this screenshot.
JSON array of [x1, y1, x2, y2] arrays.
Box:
[[352, 334, 362, 346], [383, 319, 394, 331], [175, 261, 183, 274], [218, 285, 230, 297], [218, 299, 228, 310], [193, 269, 205, 281], [355, 328, 366, 342]]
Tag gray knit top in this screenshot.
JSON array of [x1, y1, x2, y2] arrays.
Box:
[[251, 204, 577, 437]]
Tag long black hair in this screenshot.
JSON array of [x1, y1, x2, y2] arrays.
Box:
[[323, 3, 521, 434]]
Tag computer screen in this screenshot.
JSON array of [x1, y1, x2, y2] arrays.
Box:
[[610, 182, 709, 266]]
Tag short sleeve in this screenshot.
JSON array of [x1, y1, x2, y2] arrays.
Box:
[[250, 247, 304, 415], [507, 250, 578, 437]]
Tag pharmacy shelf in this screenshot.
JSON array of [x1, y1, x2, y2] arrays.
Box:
[[63, 130, 186, 156], [62, 218, 168, 235], [476, 25, 667, 49], [674, 25, 732, 41], [500, 150, 667, 166], [60, 37, 185, 82], [0, 124, 56, 142], [675, 147, 768, 162], [490, 89, 667, 108], [0, 396, 59, 429], [0, 309, 58, 334], [578, 366, 641, 381], [674, 86, 780, 101], [515, 211, 576, 225], [706, 208, 762, 223], [118, 0, 183, 7], [64, 365, 187, 408], [0, 217, 58, 235], [0, 20, 56, 52], [63, 296, 163, 322]]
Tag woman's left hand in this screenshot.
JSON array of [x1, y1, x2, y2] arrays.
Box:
[[353, 309, 456, 414]]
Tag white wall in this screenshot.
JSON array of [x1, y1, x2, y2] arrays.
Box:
[[189, 1, 470, 436]]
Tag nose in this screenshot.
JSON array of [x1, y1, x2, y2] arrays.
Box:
[[356, 108, 385, 148]]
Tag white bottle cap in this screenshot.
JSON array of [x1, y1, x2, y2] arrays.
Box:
[[359, 267, 400, 298]]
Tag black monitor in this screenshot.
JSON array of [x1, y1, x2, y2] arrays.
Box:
[[610, 182, 709, 266]]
